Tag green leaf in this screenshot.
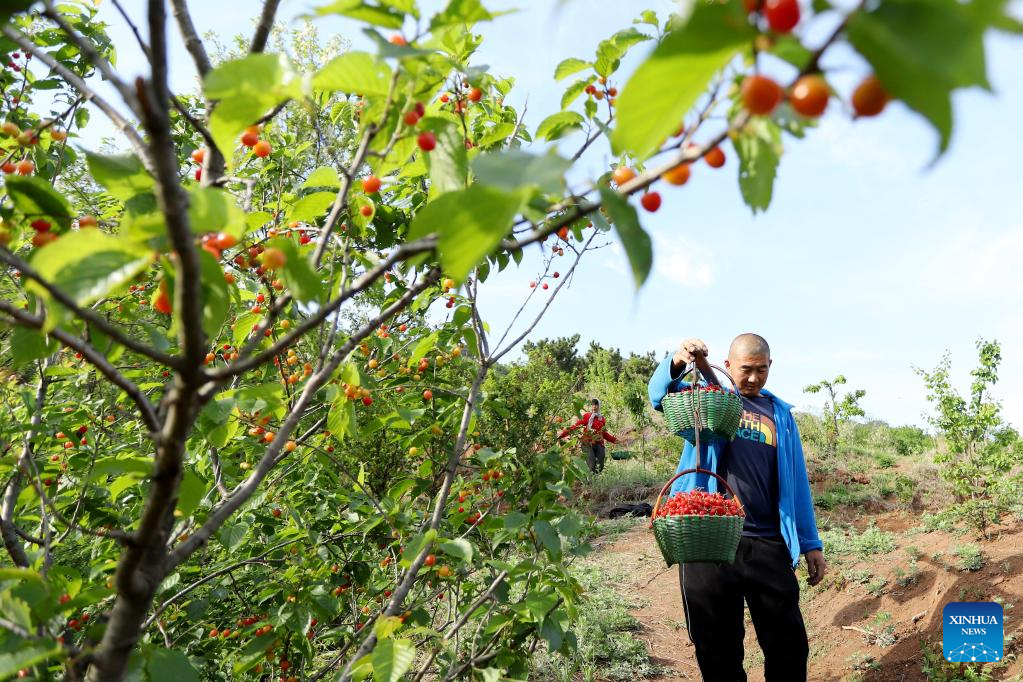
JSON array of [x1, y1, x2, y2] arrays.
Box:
[[302, 167, 342, 189], [217, 522, 249, 551], [204, 54, 300, 170], [554, 57, 591, 81], [426, 123, 469, 198], [232, 313, 260, 347], [316, 0, 405, 28], [407, 185, 520, 282], [362, 27, 435, 58], [27, 231, 152, 331], [532, 519, 561, 559], [3, 176, 73, 228], [0, 593, 31, 629], [146, 647, 199, 682], [636, 9, 659, 27], [0, 641, 63, 679], [439, 538, 473, 563], [176, 469, 206, 517], [561, 79, 589, 110], [430, 0, 496, 30], [535, 111, 584, 142], [313, 51, 393, 96], [9, 327, 56, 368], [374, 615, 405, 640], [471, 150, 571, 195], [90, 457, 152, 479], [371, 638, 416, 682], [266, 238, 322, 303], [733, 119, 781, 213], [0, 0, 34, 25], [328, 395, 355, 441], [540, 616, 564, 652], [85, 152, 154, 201], [846, 0, 996, 154], [198, 249, 230, 338], [599, 188, 652, 289], [288, 191, 337, 224], [595, 28, 653, 77], [188, 187, 247, 240], [612, 1, 750, 157]]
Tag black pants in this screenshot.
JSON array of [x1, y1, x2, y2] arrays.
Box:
[[582, 442, 605, 473], [679, 535, 808, 681]]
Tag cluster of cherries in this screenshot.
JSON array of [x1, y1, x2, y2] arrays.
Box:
[[655, 490, 744, 518]]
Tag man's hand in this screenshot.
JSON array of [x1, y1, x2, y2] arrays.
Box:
[[672, 338, 709, 369], [805, 550, 827, 586]]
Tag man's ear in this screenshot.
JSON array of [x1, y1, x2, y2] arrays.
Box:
[[768, 358, 773, 367], [724, 359, 731, 369]]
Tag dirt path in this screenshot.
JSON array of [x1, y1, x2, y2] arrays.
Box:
[[594, 517, 1023, 682]]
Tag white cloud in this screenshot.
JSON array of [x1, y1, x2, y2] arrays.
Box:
[[649, 230, 715, 288], [809, 115, 916, 178], [917, 223, 1023, 299]]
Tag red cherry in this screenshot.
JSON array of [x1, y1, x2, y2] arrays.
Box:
[[640, 192, 662, 212], [764, 0, 800, 32], [417, 132, 437, 152]]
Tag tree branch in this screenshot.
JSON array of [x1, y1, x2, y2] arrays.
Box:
[[250, 0, 282, 53], [166, 272, 439, 570], [0, 249, 179, 369], [42, 1, 142, 118], [204, 237, 437, 384], [169, 0, 212, 77], [0, 26, 154, 174], [0, 364, 51, 568], [0, 301, 161, 432]]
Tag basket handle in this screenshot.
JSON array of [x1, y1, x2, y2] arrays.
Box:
[[678, 361, 741, 396], [650, 467, 743, 523]]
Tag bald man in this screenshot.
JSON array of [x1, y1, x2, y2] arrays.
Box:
[[647, 334, 825, 682]]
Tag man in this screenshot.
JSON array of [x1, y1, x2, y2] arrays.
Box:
[[647, 333, 826, 681], [557, 398, 618, 474]]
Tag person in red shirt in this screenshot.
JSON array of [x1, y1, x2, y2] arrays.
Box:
[[558, 398, 618, 473]]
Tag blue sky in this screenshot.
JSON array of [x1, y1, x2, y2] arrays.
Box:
[[89, 0, 1021, 428]]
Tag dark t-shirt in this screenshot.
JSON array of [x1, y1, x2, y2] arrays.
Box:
[[719, 394, 781, 537]]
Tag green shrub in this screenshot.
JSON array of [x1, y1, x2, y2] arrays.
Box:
[[821, 524, 897, 559], [953, 544, 986, 572]]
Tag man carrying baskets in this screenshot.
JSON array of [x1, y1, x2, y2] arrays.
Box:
[[647, 333, 826, 681]]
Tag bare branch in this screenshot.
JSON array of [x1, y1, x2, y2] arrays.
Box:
[[42, 1, 142, 118], [137, 17, 205, 373], [490, 231, 597, 365], [169, 0, 212, 77], [0, 301, 161, 432], [0, 249, 180, 368], [250, 0, 282, 53], [0, 26, 154, 173]]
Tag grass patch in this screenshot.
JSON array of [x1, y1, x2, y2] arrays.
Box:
[[920, 640, 994, 681], [821, 524, 897, 560], [953, 543, 986, 572], [529, 560, 669, 681]]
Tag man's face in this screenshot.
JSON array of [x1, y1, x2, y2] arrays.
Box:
[[725, 352, 771, 397]]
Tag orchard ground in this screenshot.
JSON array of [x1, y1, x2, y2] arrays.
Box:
[[535, 414, 1023, 682]]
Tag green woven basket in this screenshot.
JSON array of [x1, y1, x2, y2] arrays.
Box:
[[661, 363, 743, 444], [650, 468, 744, 566], [610, 450, 632, 460]]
